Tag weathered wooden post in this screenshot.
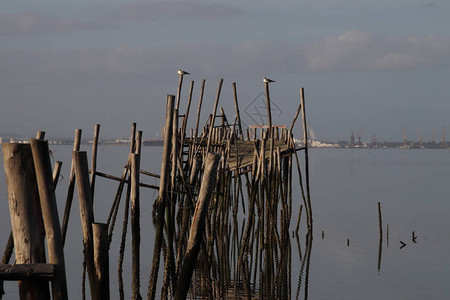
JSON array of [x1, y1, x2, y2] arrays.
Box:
[[174, 153, 220, 300], [73, 150, 99, 300], [30, 139, 68, 300], [2, 143, 49, 299], [92, 223, 109, 299]]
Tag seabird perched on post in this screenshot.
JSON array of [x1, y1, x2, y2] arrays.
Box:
[[263, 77, 275, 83], [178, 69, 190, 75]]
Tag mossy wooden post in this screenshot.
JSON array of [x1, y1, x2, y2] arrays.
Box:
[[148, 95, 175, 300], [2, 143, 49, 299], [90, 124, 100, 200], [73, 151, 99, 299], [131, 153, 141, 300], [30, 139, 68, 300], [62, 129, 82, 245], [174, 153, 220, 300], [92, 223, 109, 299]]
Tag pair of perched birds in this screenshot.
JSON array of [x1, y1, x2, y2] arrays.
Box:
[[177, 69, 275, 83]]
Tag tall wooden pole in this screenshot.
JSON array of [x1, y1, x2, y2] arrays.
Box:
[[232, 82, 243, 137], [131, 153, 141, 300], [148, 95, 175, 300], [30, 139, 68, 300], [300, 88, 312, 232], [264, 82, 273, 139], [73, 151, 99, 300], [62, 129, 82, 245]]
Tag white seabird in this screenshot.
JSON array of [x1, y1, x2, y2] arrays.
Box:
[[178, 69, 190, 75], [263, 77, 275, 83]]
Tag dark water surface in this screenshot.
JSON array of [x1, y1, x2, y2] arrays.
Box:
[[1, 146, 450, 299]]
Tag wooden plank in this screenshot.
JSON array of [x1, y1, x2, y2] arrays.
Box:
[[0, 264, 55, 281]]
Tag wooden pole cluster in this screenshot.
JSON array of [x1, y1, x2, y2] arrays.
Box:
[[143, 78, 312, 299], [2, 139, 68, 300], [0, 75, 313, 300]]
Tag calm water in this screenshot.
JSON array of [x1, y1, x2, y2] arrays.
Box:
[[1, 146, 450, 299]]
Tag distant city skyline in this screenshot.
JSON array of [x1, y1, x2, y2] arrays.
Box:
[[1, 0, 450, 142]]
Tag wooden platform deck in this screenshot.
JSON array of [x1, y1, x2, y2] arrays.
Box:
[[227, 140, 292, 170]]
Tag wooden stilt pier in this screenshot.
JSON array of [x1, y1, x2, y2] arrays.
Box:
[[0, 74, 312, 299]]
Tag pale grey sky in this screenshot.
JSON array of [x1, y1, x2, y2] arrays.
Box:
[[1, 0, 449, 141]]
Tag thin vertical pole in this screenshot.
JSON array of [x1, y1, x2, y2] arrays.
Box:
[[232, 82, 243, 137], [194, 80, 206, 140], [90, 124, 100, 200]]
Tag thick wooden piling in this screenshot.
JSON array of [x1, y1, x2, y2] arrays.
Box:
[[30, 139, 68, 300], [2, 143, 49, 300]]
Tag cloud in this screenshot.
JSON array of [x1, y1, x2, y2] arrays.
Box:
[[302, 30, 450, 71], [0, 2, 244, 37]]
